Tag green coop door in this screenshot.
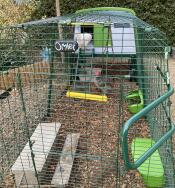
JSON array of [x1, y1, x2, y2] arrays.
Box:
[[94, 25, 112, 47]]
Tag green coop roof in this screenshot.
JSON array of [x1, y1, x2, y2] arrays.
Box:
[[75, 7, 136, 16]]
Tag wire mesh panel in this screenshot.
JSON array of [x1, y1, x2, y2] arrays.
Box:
[[141, 31, 175, 187], [0, 8, 174, 188]]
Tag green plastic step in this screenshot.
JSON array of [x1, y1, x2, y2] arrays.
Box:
[[131, 138, 165, 187]]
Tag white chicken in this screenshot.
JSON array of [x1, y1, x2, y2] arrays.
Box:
[[75, 33, 92, 49]]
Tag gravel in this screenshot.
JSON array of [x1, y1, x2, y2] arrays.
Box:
[[0, 82, 49, 186]]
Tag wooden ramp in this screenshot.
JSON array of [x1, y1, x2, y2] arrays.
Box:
[[51, 133, 80, 187], [11, 122, 61, 187]]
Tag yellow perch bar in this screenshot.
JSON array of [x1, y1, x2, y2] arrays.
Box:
[[66, 91, 107, 102]]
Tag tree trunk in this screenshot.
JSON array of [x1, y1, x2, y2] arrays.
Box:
[[56, 0, 61, 16]]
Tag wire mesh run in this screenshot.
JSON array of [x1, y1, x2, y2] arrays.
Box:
[[0, 8, 174, 188]]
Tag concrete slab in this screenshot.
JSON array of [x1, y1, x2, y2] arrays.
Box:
[[11, 122, 61, 186]]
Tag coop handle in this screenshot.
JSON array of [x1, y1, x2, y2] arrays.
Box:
[[122, 85, 175, 169]]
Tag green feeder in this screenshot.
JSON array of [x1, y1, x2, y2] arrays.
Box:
[[132, 138, 165, 187], [126, 90, 144, 114]]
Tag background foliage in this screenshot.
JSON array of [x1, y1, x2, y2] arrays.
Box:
[[0, 0, 36, 25], [31, 0, 175, 45]]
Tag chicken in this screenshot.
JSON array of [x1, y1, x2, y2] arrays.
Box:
[[75, 33, 92, 49]]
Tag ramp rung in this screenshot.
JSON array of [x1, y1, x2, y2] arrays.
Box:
[[51, 133, 80, 187], [11, 122, 61, 186]]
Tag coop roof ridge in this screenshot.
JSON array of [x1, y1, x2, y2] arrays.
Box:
[[75, 7, 136, 15]]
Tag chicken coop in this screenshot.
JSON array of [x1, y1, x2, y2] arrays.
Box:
[[0, 7, 175, 188]]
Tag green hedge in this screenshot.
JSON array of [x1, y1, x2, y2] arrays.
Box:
[[31, 0, 175, 45]]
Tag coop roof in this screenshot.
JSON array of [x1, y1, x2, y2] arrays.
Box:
[[71, 9, 153, 30], [75, 7, 136, 15], [32, 13, 150, 29]]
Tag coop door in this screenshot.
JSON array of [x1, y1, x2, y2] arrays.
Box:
[[93, 25, 112, 47]]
